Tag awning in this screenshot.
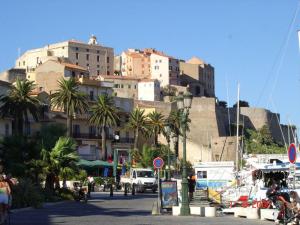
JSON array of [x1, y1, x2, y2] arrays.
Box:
[[78, 159, 114, 167]]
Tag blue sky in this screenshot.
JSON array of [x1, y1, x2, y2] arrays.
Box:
[[1, 0, 300, 138]]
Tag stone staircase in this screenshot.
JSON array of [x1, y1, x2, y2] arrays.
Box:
[[190, 189, 211, 207]]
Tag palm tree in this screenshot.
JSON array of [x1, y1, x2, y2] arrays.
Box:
[[0, 78, 40, 135], [147, 111, 165, 146], [50, 78, 88, 137], [43, 137, 79, 190], [89, 94, 119, 160], [127, 108, 149, 151]]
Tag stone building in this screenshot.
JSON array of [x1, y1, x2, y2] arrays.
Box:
[[0, 80, 12, 138], [179, 57, 215, 97], [15, 35, 114, 76], [0, 68, 26, 83]]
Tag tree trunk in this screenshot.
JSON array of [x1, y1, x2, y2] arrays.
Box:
[[101, 126, 106, 160], [63, 177, 67, 189], [154, 131, 158, 146], [134, 128, 139, 151], [45, 173, 55, 191], [67, 115, 73, 137]]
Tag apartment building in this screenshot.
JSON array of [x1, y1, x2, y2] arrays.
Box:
[[0, 81, 12, 137], [116, 48, 180, 87], [179, 57, 215, 97], [28, 58, 89, 94], [118, 49, 151, 78], [138, 79, 160, 101], [15, 35, 114, 76]]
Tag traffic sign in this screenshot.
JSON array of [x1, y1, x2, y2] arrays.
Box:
[[153, 157, 164, 169], [288, 143, 297, 164]]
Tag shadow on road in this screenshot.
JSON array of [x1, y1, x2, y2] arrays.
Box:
[[10, 192, 157, 225]]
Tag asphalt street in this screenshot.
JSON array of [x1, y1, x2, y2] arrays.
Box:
[[10, 192, 274, 225]]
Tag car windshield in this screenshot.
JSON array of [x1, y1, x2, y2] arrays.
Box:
[[137, 171, 154, 178]]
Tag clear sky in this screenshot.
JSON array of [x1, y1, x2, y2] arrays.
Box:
[[1, 0, 300, 139]]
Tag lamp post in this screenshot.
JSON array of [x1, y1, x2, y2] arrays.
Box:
[[172, 134, 179, 175], [176, 91, 193, 216], [164, 124, 171, 181]]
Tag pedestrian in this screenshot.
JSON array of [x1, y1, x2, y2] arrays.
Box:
[[87, 176, 94, 198], [188, 174, 196, 201], [0, 174, 11, 224]]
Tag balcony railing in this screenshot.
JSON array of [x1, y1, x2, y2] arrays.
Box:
[[72, 133, 100, 139], [113, 138, 135, 144]]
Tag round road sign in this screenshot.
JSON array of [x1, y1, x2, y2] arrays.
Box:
[[288, 143, 297, 164], [153, 157, 164, 169]]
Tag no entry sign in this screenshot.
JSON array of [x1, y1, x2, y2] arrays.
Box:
[[153, 157, 164, 169], [288, 143, 297, 164]]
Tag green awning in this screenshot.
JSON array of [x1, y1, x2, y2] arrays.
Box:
[[78, 159, 114, 167]]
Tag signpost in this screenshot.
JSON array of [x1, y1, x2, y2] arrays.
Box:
[[288, 143, 297, 189], [153, 157, 164, 214]]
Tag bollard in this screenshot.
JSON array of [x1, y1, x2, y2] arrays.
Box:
[[132, 184, 135, 195], [124, 183, 128, 196], [110, 184, 113, 197]]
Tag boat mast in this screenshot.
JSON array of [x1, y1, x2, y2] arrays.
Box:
[[236, 83, 240, 172]]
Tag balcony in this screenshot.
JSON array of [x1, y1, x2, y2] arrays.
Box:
[[73, 133, 100, 139], [112, 137, 135, 144]]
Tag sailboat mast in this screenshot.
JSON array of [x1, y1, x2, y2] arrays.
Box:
[[236, 83, 240, 171]]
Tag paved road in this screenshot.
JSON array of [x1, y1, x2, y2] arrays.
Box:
[[10, 192, 273, 225]]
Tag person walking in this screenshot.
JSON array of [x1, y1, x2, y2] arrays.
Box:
[[188, 175, 196, 202], [0, 174, 11, 224]]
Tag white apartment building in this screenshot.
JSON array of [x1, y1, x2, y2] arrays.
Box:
[[138, 79, 160, 101], [15, 36, 114, 76]]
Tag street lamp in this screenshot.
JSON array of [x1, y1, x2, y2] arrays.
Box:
[[164, 123, 171, 181], [176, 91, 193, 216]]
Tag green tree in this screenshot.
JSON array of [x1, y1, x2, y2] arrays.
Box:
[[0, 78, 41, 135], [50, 78, 88, 137], [89, 94, 119, 160], [127, 108, 149, 151], [43, 137, 79, 190], [38, 123, 67, 151], [147, 111, 165, 146], [244, 126, 285, 154]]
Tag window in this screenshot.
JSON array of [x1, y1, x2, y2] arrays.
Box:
[[39, 87, 43, 92], [114, 84, 119, 88], [23, 61, 25, 66], [86, 64, 89, 67], [97, 65, 100, 68], [121, 84, 124, 88], [86, 54, 89, 60], [169, 66, 172, 70], [97, 55, 100, 62], [76, 47, 79, 51], [76, 53, 79, 60], [97, 70, 100, 75], [107, 71, 110, 75], [86, 49, 89, 52], [160, 74, 162, 77], [76, 62, 78, 65], [128, 85, 131, 89], [197, 171, 207, 179], [73, 124, 80, 135], [89, 126, 96, 136], [159, 59, 162, 63], [72, 71, 75, 77], [5, 124, 9, 136], [18, 62, 20, 66], [134, 85, 137, 89], [36, 57, 39, 64], [89, 91, 94, 100], [107, 57, 110, 63]]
